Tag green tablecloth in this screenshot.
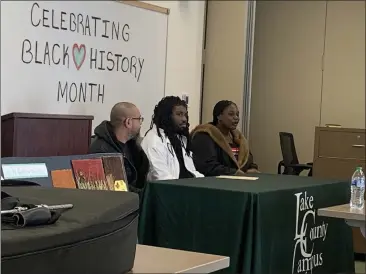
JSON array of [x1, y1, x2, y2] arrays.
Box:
[[139, 174, 354, 274]]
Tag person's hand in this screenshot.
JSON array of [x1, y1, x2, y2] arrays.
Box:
[[246, 168, 260, 174], [235, 169, 246, 176]]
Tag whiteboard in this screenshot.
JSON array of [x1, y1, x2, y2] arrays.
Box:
[[1, 1, 168, 134]]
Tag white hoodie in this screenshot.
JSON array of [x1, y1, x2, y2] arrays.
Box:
[[141, 125, 204, 181]]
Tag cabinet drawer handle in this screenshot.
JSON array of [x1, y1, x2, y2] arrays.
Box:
[[352, 144, 365, 148]]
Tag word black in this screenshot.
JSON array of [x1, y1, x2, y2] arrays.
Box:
[[22, 39, 69, 68]]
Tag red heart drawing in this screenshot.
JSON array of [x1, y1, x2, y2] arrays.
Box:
[[72, 43, 86, 70]]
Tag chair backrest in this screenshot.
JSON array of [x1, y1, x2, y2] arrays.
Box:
[[279, 132, 299, 166]]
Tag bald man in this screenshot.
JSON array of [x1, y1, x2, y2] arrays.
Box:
[[89, 102, 149, 195]]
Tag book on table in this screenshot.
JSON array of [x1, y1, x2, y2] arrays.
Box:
[[71, 159, 109, 190]]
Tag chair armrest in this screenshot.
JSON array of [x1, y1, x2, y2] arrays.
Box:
[[277, 160, 285, 174]]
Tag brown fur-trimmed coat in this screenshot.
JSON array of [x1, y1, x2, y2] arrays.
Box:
[[191, 123, 258, 176]]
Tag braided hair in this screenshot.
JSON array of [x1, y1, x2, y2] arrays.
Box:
[[212, 100, 236, 125], [147, 96, 191, 154]]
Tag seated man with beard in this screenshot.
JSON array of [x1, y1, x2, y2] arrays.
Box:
[[89, 102, 149, 194], [141, 96, 203, 181]]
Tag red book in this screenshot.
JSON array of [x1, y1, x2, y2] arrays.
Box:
[[71, 159, 109, 190]]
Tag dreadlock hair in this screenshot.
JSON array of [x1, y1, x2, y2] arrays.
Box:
[[212, 100, 236, 125], [147, 96, 191, 155]]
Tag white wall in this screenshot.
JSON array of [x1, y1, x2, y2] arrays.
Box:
[[143, 1, 206, 128], [249, 1, 365, 174], [320, 1, 365, 128], [250, 1, 326, 173], [201, 1, 250, 128]]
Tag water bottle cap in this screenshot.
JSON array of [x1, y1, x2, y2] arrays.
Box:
[[356, 167, 363, 171]]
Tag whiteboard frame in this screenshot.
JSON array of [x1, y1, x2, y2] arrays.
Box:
[[119, 0, 169, 98], [120, 1, 170, 14], [163, 13, 169, 98]]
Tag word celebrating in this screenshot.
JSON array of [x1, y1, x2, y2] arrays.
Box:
[[292, 192, 328, 274], [20, 2, 147, 104], [31, 2, 130, 41]]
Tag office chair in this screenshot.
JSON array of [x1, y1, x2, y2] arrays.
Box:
[[278, 132, 313, 176]]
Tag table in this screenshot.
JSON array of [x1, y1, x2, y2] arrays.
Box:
[[139, 174, 355, 274], [131, 244, 230, 273], [318, 203, 366, 238]]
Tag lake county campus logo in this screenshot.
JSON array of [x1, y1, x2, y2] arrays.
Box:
[[292, 191, 329, 274]]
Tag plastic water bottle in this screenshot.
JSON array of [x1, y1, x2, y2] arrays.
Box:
[[350, 167, 365, 209]]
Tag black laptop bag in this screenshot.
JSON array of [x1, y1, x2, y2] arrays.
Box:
[[1, 182, 139, 274]]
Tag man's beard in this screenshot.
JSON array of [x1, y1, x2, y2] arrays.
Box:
[[128, 130, 140, 141], [176, 126, 189, 137]]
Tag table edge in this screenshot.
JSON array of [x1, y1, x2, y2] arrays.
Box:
[[318, 208, 365, 221], [131, 245, 230, 274], [178, 256, 230, 274]]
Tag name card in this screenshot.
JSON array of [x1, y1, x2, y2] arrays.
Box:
[[2, 163, 48, 179], [217, 175, 259, 180]]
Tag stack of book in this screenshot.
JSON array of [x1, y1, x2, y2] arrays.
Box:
[[51, 156, 128, 191]]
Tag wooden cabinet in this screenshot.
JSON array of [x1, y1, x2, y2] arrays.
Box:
[[317, 130, 365, 160], [313, 126, 366, 254]]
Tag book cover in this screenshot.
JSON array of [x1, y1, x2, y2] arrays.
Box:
[[102, 155, 128, 191], [71, 159, 109, 190], [51, 169, 77, 189]]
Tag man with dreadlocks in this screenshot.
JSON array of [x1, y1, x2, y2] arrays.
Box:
[[141, 96, 203, 181]]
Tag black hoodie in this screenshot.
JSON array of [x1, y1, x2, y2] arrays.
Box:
[[89, 121, 149, 195]]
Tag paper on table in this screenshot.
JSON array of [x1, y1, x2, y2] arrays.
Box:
[[2, 163, 48, 179], [217, 175, 259, 180]]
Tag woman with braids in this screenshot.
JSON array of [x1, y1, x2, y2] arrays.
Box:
[[191, 100, 259, 176], [141, 96, 203, 181]]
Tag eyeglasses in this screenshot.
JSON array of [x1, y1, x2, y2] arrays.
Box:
[[131, 117, 144, 124]]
